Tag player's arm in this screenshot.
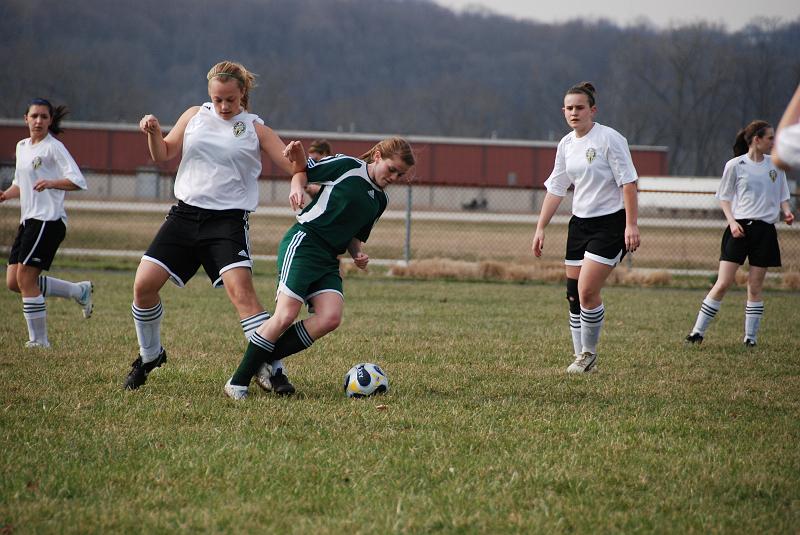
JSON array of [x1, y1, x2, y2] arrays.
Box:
[[719, 199, 743, 237], [532, 192, 564, 257], [347, 238, 369, 270], [0, 184, 20, 202], [622, 182, 640, 252], [774, 85, 800, 170], [141, 106, 198, 162], [289, 171, 308, 211], [781, 201, 795, 225], [33, 178, 81, 192]]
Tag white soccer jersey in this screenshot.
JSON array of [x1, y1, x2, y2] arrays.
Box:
[[716, 154, 789, 224], [13, 133, 87, 224], [174, 103, 265, 212], [775, 123, 800, 169], [544, 123, 638, 218]]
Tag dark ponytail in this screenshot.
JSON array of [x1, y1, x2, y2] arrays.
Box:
[[733, 120, 770, 156], [565, 81, 596, 107], [26, 98, 69, 136]]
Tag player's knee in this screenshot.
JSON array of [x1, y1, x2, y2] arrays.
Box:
[[566, 278, 580, 314], [316, 310, 342, 334]]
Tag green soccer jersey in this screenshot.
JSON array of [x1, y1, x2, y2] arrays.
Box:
[[296, 155, 388, 254]]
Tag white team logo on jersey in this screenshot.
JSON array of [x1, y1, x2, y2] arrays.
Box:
[[368, 190, 375, 199], [32, 156, 42, 170], [769, 169, 777, 182], [585, 148, 596, 164], [232, 121, 246, 137]]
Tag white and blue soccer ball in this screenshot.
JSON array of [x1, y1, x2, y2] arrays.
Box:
[[343, 362, 389, 398]]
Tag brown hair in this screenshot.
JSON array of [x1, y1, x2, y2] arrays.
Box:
[[360, 137, 415, 167], [206, 61, 257, 110], [733, 120, 771, 156], [26, 98, 69, 136], [565, 81, 596, 107], [309, 139, 332, 156]]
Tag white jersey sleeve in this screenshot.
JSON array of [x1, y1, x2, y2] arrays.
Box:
[[53, 140, 87, 190], [606, 130, 638, 186], [543, 137, 571, 197], [775, 123, 800, 169], [715, 159, 738, 202]]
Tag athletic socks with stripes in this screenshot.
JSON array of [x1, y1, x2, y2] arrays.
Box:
[[22, 295, 48, 345], [744, 300, 763, 342], [232, 332, 275, 386], [37, 275, 81, 300], [691, 296, 721, 336], [132, 301, 163, 362], [580, 304, 605, 355], [240, 311, 286, 375], [272, 321, 314, 362], [569, 312, 582, 357]]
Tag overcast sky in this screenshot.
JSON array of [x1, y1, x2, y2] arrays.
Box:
[[433, 0, 800, 30]]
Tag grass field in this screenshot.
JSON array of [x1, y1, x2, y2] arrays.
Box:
[[1, 267, 799, 533]]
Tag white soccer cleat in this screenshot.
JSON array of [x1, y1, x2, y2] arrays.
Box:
[[25, 340, 51, 349], [567, 352, 597, 374], [76, 281, 93, 319], [224, 378, 248, 400], [254, 363, 273, 392]]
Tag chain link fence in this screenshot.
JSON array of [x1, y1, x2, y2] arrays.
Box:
[[1, 167, 798, 276]]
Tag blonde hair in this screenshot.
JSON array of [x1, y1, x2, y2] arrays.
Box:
[[206, 61, 257, 110], [360, 137, 415, 167]]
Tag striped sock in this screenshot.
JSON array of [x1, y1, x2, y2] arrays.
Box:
[[692, 296, 721, 336], [273, 321, 314, 361], [232, 332, 275, 386], [241, 311, 286, 375], [580, 303, 605, 355], [22, 295, 48, 345], [744, 300, 764, 342], [38, 275, 81, 300], [132, 301, 163, 362], [569, 312, 582, 356]]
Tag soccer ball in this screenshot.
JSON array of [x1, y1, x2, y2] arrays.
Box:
[[343, 362, 389, 398]]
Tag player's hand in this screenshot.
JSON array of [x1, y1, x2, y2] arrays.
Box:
[[532, 230, 545, 257], [289, 183, 305, 211], [785, 212, 795, 226], [139, 115, 160, 135], [352, 252, 369, 270], [283, 141, 307, 172], [33, 179, 51, 192], [730, 221, 745, 238], [625, 224, 640, 252]]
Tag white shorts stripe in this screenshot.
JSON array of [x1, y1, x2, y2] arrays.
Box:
[[22, 220, 48, 265]]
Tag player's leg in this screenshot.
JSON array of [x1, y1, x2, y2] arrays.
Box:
[[14, 219, 66, 348], [17, 263, 49, 347], [124, 260, 171, 390], [686, 260, 739, 344], [572, 258, 615, 373], [227, 292, 303, 398], [37, 273, 93, 319], [743, 266, 767, 346], [565, 265, 582, 359]]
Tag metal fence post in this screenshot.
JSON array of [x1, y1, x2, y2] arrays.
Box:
[[404, 183, 412, 264]]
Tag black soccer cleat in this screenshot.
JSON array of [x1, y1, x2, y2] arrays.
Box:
[[743, 339, 757, 348], [684, 332, 704, 345], [124, 348, 167, 390], [269, 370, 296, 396]]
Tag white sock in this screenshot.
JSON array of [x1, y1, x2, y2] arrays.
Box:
[[744, 301, 764, 342], [132, 301, 163, 362], [580, 303, 605, 355], [38, 275, 81, 300], [23, 295, 48, 345], [692, 295, 721, 336], [240, 311, 269, 339], [569, 312, 582, 356]]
